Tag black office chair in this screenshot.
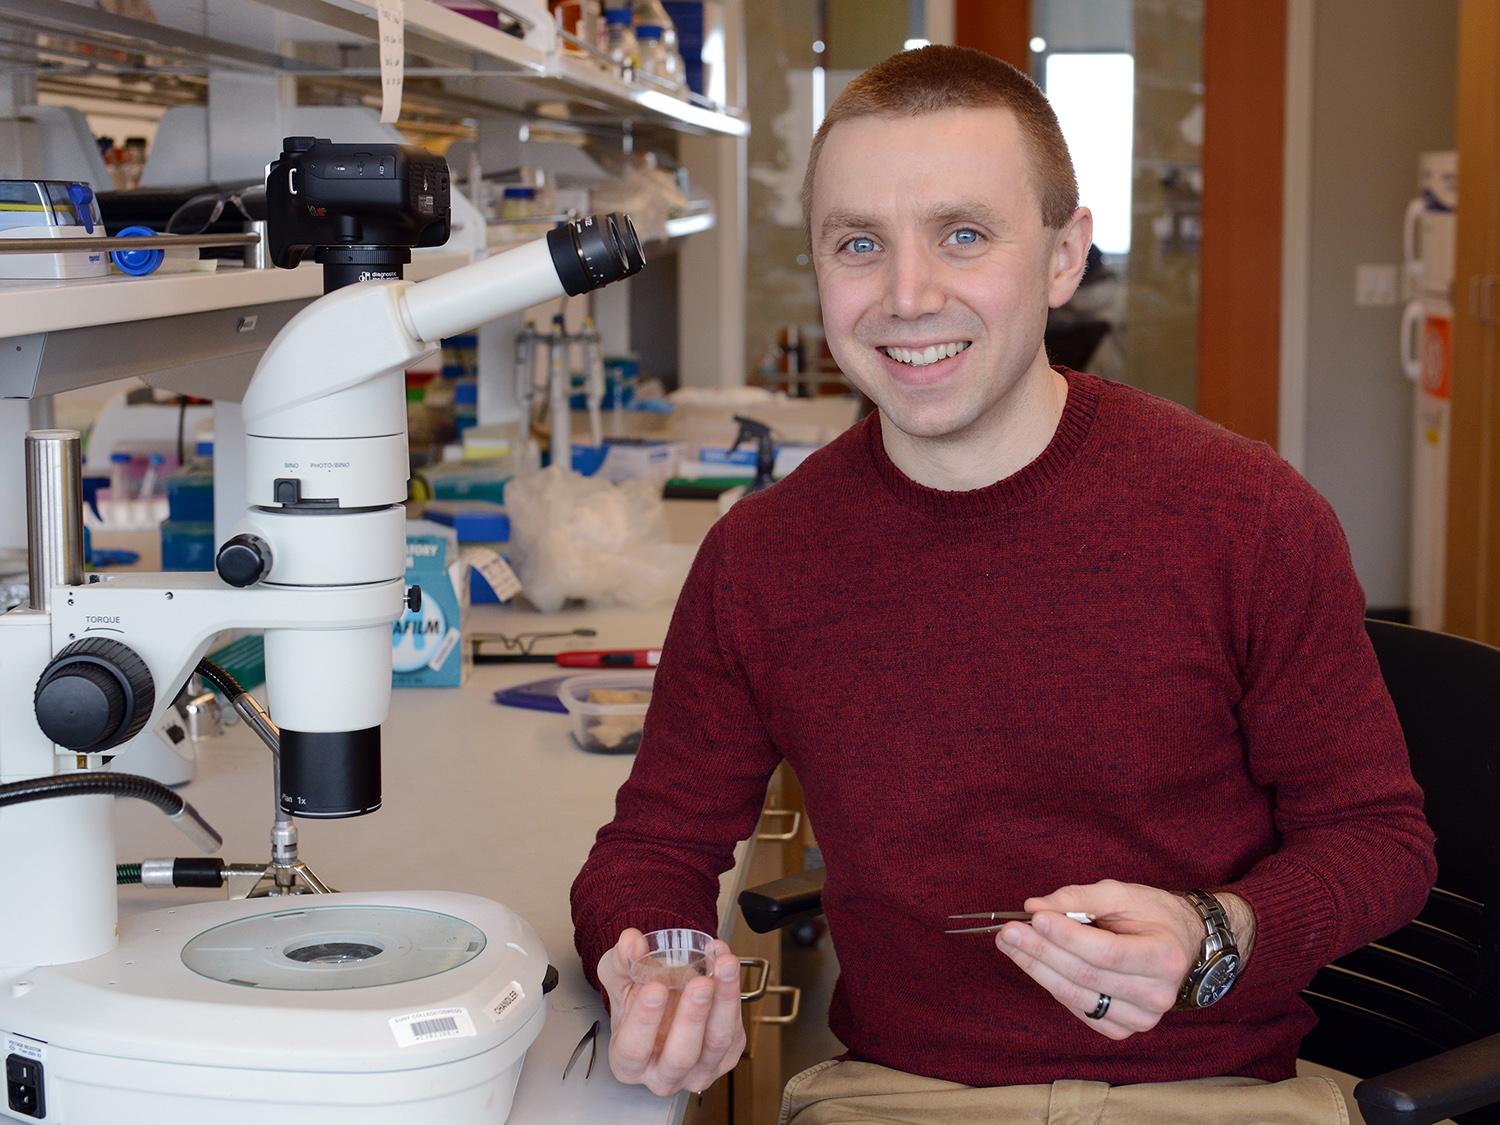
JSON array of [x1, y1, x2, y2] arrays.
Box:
[[739, 619, 1500, 1125]]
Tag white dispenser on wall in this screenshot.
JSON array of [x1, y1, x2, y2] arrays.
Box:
[[1400, 151, 1457, 630]]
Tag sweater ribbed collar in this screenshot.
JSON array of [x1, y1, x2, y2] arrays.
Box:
[[863, 366, 1101, 518]]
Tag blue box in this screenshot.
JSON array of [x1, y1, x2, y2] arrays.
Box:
[[166, 469, 214, 522], [161, 519, 215, 571], [422, 500, 510, 543], [393, 520, 468, 688]]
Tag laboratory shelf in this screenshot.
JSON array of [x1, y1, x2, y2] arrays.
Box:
[[14, 0, 747, 139], [484, 208, 715, 252], [538, 53, 748, 137], [0, 251, 470, 338], [0, 250, 471, 401]]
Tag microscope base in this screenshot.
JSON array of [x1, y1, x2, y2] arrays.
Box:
[[0, 890, 548, 1124]]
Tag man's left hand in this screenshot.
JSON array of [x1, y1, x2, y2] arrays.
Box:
[[994, 880, 1255, 1041]]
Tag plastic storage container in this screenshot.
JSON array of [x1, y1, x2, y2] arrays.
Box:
[[558, 670, 654, 754]]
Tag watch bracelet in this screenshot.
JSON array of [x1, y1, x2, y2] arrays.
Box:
[[1174, 888, 1238, 1009]]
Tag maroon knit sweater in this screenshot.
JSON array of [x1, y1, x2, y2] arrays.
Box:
[[571, 369, 1437, 1087]]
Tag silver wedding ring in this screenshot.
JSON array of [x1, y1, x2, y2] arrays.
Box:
[[1085, 993, 1111, 1020]]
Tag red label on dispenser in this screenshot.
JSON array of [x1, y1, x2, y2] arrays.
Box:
[[1421, 316, 1451, 401]]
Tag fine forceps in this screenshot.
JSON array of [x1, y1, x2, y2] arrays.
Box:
[[562, 1019, 600, 1082], [945, 911, 1096, 934]]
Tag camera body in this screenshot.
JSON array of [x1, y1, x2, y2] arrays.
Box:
[[265, 136, 450, 288]]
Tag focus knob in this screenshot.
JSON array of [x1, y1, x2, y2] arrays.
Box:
[[34, 637, 155, 753], [216, 534, 272, 587]]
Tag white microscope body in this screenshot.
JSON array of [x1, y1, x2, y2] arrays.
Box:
[[0, 214, 641, 1123]]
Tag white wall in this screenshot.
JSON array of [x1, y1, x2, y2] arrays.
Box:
[[1297, 0, 1457, 611]]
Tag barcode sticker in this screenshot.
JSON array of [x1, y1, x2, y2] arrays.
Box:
[[488, 980, 525, 1023], [462, 548, 523, 603], [389, 1006, 475, 1048]]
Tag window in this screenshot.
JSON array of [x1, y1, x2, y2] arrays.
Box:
[[1044, 52, 1135, 254]]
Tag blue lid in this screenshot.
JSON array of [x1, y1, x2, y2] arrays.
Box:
[[502, 186, 536, 199], [453, 381, 478, 405], [148, 453, 165, 465], [196, 440, 214, 457], [636, 23, 663, 38], [110, 452, 132, 463], [111, 224, 164, 276], [424, 503, 510, 542], [604, 6, 632, 23]]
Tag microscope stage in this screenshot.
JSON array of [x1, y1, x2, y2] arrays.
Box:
[[0, 890, 549, 1123]]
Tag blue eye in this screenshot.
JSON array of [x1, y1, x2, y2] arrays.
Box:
[[845, 236, 877, 255], [947, 228, 982, 246]]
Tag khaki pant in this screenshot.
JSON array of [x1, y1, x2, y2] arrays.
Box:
[[779, 1059, 1349, 1125]]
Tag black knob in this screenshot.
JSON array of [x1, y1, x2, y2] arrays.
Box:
[[405, 585, 422, 613], [35, 638, 155, 753], [283, 135, 319, 154], [216, 534, 272, 587]]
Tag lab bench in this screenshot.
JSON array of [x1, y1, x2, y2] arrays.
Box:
[[105, 501, 804, 1125]]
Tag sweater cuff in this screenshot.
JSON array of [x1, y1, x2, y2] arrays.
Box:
[[1221, 853, 1338, 992], [575, 906, 718, 1008]]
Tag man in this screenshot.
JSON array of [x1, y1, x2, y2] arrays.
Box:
[[572, 45, 1436, 1122]]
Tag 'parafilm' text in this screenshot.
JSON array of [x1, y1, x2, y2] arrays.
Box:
[[393, 618, 442, 637]]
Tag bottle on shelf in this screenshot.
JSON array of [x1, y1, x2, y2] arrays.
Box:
[[633, 0, 686, 85], [604, 5, 637, 73], [635, 24, 686, 94], [499, 185, 543, 238]]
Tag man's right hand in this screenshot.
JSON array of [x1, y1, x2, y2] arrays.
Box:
[[598, 928, 746, 1097]]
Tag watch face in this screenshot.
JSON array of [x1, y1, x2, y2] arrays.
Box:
[[1195, 952, 1240, 1007]]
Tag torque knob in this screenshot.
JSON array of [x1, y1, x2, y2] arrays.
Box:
[[34, 637, 156, 753]]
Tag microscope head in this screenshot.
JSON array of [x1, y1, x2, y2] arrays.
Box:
[[234, 178, 643, 819]]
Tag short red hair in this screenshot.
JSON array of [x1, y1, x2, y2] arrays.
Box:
[[802, 45, 1078, 235]]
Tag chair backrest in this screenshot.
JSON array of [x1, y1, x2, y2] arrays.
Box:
[[1298, 619, 1500, 1083]]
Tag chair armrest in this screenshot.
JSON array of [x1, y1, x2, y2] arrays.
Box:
[[1354, 1031, 1500, 1125], [737, 866, 826, 934]]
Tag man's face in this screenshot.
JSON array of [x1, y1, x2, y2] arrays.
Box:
[[810, 107, 1085, 446]]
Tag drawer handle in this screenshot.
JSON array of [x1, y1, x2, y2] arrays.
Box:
[[754, 984, 801, 1025], [756, 809, 801, 842], [738, 956, 769, 1002]]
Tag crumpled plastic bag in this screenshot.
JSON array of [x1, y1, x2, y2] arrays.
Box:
[[589, 154, 693, 244], [503, 466, 695, 613]]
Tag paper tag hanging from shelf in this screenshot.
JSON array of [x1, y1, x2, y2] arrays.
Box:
[[377, 0, 405, 124]]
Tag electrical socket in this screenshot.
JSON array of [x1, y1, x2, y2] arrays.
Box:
[[1356, 263, 1400, 307]]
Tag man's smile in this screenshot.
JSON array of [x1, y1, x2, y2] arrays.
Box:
[[878, 341, 973, 367], [875, 339, 973, 386]]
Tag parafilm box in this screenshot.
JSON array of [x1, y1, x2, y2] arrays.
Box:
[[393, 520, 468, 688]]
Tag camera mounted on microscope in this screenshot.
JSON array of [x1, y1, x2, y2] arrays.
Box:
[[265, 136, 451, 293]]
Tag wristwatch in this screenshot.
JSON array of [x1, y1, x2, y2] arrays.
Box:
[[1174, 888, 1241, 1009]]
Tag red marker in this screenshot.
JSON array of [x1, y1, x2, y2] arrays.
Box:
[[555, 649, 662, 669]]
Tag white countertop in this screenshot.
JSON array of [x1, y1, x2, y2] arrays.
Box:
[[0, 251, 472, 338], [108, 500, 734, 1124]]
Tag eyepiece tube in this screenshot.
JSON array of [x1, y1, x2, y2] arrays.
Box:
[[399, 213, 643, 344], [548, 211, 644, 294]]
